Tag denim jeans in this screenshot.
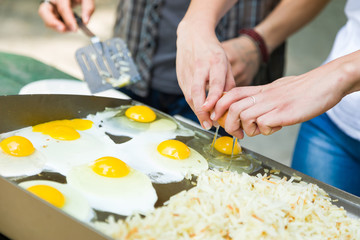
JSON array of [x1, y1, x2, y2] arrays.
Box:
[[292, 113, 360, 196]]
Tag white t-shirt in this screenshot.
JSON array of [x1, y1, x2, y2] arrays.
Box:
[[325, 0, 360, 141]]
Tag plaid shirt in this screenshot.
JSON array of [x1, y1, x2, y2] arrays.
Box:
[[114, 0, 284, 97]]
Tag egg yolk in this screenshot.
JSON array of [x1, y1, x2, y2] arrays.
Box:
[[157, 140, 190, 160], [0, 136, 35, 157], [214, 136, 242, 155], [91, 156, 130, 178], [125, 105, 156, 123], [47, 125, 81, 141], [32, 119, 92, 140], [27, 185, 65, 208], [68, 119, 93, 130]]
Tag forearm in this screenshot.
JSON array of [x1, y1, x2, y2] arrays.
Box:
[[178, 0, 237, 35], [332, 50, 360, 96], [176, 0, 238, 130], [254, 0, 330, 53]]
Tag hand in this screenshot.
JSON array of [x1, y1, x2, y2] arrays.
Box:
[[176, 21, 235, 130], [211, 58, 351, 139], [221, 35, 261, 86], [38, 0, 95, 32]]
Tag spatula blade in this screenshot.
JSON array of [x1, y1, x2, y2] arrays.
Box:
[[75, 38, 141, 94]]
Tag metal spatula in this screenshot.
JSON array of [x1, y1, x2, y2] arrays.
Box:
[[74, 13, 141, 93]]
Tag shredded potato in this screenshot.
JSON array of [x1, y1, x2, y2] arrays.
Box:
[[93, 170, 360, 240]]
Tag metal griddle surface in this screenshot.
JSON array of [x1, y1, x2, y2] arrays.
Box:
[[0, 95, 359, 239]]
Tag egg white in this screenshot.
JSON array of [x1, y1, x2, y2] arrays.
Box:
[[18, 180, 94, 222], [1, 124, 117, 176], [0, 149, 46, 178], [116, 136, 209, 184], [87, 106, 194, 139], [66, 162, 158, 216], [39, 125, 117, 175], [0, 132, 46, 177]]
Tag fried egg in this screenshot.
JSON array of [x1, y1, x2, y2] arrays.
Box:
[[30, 119, 117, 175], [0, 119, 117, 176], [66, 156, 158, 216], [118, 137, 208, 183], [0, 135, 46, 177], [18, 180, 94, 222], [87, 105, 194, 139]]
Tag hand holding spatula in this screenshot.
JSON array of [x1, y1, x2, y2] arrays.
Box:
[[39, 1, 142, 94]]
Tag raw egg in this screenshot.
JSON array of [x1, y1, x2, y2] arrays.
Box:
[[213, 136, 242, 155]]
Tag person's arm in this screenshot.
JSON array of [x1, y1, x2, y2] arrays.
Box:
[[176, 0, 238, 130], [212, 50, 360, 139], [176, 0, 329, 130], [38, 0, 95, 32], [221, 0, 330, 87], [254, 0, 330, 54]]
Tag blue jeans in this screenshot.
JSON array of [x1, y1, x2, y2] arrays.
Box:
[[292, 113, 360, 196]]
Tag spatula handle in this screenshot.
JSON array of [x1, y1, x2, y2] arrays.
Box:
[[73, 12, 96, 38]]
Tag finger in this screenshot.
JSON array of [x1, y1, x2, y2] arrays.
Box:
[[180, 79, 194, 113], [38, 2, 67, 32], [229, 128, 245, 140], [176, 51, 193, 109], [237, 96, 262, 137], [224, 97, 255, 135], [255, 107, 291, 135], [202, 57, 228, 113], [210, 90, 236, 123], [211, 86, 260, 122], [55, 0, 77, 31], [255, 114, 283, 136], [224, 116, 244, 139], [192, 63, 212, 130], [268, 126, 282, 135], [224, 61, 236, 91], [81, 0, 95, 24]]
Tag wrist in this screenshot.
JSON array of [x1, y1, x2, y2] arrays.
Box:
[[339, 61, 360, 95], [177, 18, 216, 39], [239, 28, 269, 63], [177, 17, 216, 34]]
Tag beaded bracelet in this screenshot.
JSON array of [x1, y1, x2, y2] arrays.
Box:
[[239, 29, 269, 63]]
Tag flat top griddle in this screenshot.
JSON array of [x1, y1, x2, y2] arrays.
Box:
[[0, 94, 359, 240]]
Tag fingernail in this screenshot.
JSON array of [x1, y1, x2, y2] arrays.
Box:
[[83, 16, 89, 24], [203, 121, 211, 130], [56, 25, 64, 32], [202, 101, 208, 108], [210, 112, 216, 120], [213, 121, 219, 128]]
